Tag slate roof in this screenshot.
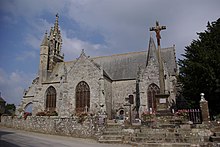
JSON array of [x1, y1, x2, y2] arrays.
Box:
[[46, 38, 177, 82], [92, 51, 147, 80], [161, 46, 177, 75], [92, 46, 176, 81]]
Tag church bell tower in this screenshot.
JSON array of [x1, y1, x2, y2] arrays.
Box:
[[39, 14, 64, 83], [48, 14, 64, 71]]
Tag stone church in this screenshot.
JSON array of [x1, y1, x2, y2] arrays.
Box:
[[18, 15, 178, 118]]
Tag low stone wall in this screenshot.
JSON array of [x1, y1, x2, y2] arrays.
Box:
[[0, 116, 99, 138]]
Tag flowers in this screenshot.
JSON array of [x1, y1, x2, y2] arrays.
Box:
[[36, 111, 58, 116], [76, 112, 88, 124], [141, 111, 156, 121], [175, 109, 188, 119], [24, 112, 32, 120]]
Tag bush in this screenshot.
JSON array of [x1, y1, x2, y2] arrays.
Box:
[[47, 111, 58, 116], [36, 111, 58, 116], [36, 111, 47, 116], [24, 112, 32, 120], [76, 112, 88, 124]]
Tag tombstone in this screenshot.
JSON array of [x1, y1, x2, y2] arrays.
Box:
[[124, 103, 132, 125], [98, 114, 107, 126]]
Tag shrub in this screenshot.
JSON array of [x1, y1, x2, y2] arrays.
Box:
[[24, 112, 32, 120], [47, 111, 58, 116], [36, 111, 58, 116], [36, 111, 47, 116], [76, 112, 88, 124], [141, 111, 156, 121]]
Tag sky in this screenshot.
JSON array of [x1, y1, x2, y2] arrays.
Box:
[[0, 0, 219, 107]]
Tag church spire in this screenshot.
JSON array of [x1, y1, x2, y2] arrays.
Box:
[[41, 31, 48, 46], [54, 13, 59, 34], [47, 14, 64, 71]]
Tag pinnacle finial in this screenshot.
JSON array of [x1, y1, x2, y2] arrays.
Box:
[[54, 13, 59, 33], [41, 30, 48, 46]]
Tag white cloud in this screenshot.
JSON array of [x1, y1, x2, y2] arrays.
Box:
[[24, 18, 54, 49], [65, 0, 220, 58], [0, 68, 35, 106], [16, 51, 37, 61], [62, 30, 107, 60], [2, 0, 220, 58], [24, 34, 41, 49]]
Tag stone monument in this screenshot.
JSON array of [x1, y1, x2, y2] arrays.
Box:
[[150, 21, 170, 114]]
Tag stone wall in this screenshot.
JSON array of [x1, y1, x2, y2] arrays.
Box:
[[0, 116, 100, 138], [104, 78, 112, 118], [112, 80, 136, 109]]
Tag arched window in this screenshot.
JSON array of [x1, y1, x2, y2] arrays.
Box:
[[147, 83, 160, 112], [75, 81, 90, 113], [46, 86, 56, 112]]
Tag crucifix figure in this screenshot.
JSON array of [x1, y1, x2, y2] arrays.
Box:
[[150, 21, 166, 94], [149, 21, 166, 46]]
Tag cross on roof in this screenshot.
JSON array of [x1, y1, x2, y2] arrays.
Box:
[[150, 21, 166, 46]]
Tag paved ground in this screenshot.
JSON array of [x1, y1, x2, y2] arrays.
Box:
[[0, 127, 131, 147]]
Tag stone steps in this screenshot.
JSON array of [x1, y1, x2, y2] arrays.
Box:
[[103, 130, 122, 135], [215, 132, 220, 136], [210, 136, 220, 143], [134, 127, 204, 144], [98, 121, 123, 144], [210, 132, 220, 143], [105, 126, 121, 131], [133, 135, 192, 143], [158, 124, 176, 128]]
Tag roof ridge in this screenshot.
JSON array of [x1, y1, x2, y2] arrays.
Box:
[[91, 50, 147, 60]]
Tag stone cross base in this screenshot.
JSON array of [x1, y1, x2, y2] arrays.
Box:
[[155, 93, 170, 112]]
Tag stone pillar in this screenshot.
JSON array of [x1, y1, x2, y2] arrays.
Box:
[[200, 93, 210, 122]]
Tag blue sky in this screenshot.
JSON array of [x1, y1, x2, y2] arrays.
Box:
[[0, 0, 220, 106]]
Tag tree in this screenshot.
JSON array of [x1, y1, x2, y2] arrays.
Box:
[[178, 18, 220, 117], [5, 103, 16, 115]]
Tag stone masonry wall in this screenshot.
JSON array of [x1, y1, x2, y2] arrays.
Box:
[[104, 78, 112, 118], [0, 116, 98, 138], [112, 80, 136, 110]]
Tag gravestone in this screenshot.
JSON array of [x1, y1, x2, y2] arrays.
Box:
[[98, 114, 107, 126]]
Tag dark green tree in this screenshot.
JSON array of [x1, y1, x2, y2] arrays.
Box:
[[178, 18, 220, 117], [5, 103, 16, 115]]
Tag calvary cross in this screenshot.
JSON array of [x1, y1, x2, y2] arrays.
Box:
[[150, 21, 166, 94], [150, 21, 166, 46]]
